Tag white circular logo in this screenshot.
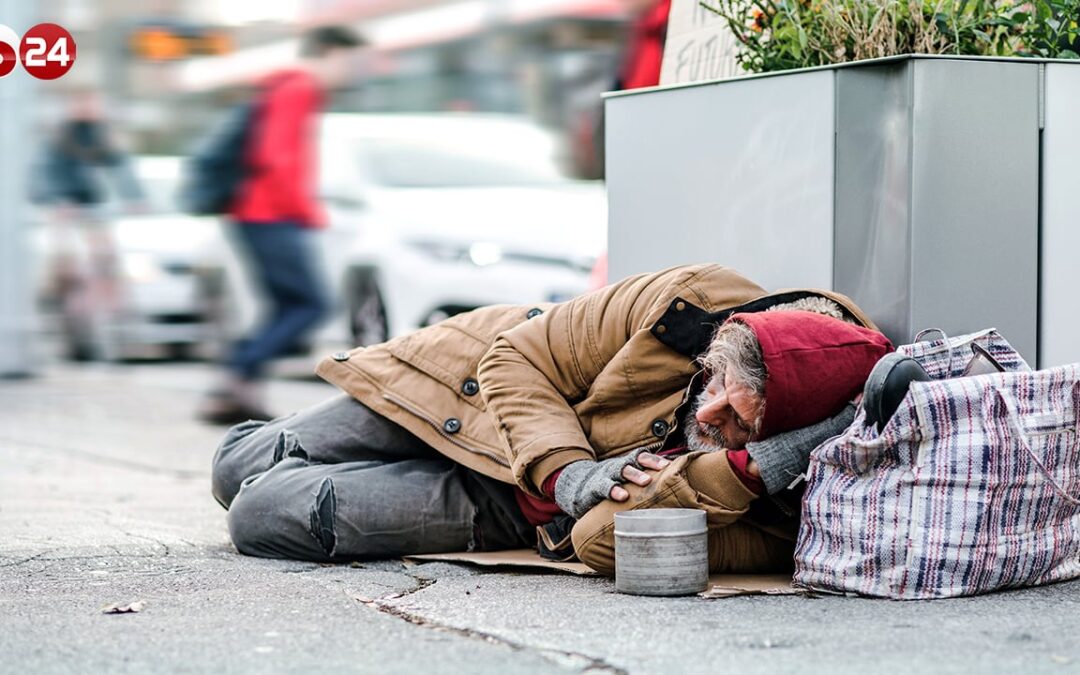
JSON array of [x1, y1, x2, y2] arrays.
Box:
[[0, 24, 19, 78]]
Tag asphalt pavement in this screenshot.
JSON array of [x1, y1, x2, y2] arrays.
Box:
[[2, 360, 1079, 674]]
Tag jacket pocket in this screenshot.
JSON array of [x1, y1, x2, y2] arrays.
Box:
[[386, 304, 543, 410], [387, 322, 492, 411]]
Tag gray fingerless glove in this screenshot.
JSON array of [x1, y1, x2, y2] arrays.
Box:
[[747, 403, 857, 495], [553, 449, 646, 519]]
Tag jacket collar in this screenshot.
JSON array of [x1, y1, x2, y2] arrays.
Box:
[[649, 289, 878, 358]]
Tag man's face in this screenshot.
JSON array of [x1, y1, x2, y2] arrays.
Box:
[[319, 48, 357, 90], [683, 371, 764, 452]]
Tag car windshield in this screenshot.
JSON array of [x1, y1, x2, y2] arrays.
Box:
[[361, 140, 567, 188]]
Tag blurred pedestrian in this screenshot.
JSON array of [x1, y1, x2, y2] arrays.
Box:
[[616, 0, 672, 91], [199, 26, 365, 425], [36, 89, 145, 361]]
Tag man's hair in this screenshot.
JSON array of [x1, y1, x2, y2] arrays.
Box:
[[700, 321, 767, 405], [301, 26, 366, 58]]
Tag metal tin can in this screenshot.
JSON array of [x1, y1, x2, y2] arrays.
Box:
[[614, 508, 708, 596]]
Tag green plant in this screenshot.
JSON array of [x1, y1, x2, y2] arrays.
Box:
[[1010, 0, 1080, 57], [701, 0, 1080, 73]]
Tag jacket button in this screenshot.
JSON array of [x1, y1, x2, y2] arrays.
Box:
[[526, 307, 544, 319], [443, 418, 462, 434], [332, 351, 350, 362], [656, 324, 667, 334], [462, 378, 479, 396], [651, 419, 669, 438], [675, 301, 686, 311]]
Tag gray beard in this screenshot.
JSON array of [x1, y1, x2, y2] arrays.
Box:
[[682, 388, 728, 453]]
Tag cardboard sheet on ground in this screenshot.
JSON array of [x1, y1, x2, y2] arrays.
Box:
[[407, 549, 596, 575], [405, 550, 802, 598]]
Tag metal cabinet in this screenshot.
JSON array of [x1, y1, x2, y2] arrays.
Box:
[[606, 55, 1076, 366]]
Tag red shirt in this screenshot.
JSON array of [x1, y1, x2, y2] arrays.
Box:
[[231, 69, 326, 228], [515, 473, 564, 527]]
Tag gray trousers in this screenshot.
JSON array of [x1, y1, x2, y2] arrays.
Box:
[[211, 394, 532, 562]]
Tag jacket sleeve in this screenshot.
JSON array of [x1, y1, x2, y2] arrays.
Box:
[[569, 451, 759, 575], [253, 77, 322, 226], [477, 264, 763, 496]]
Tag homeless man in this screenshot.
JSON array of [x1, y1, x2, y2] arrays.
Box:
[[211, 264, 891, 574]]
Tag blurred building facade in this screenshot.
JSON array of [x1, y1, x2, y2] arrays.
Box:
[[37, 0, 630, 170]]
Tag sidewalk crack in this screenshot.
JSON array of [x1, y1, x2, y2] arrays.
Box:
[[102, 520, 172, 556], [346, 577, 626, 674], [0, 550, 54, 568]]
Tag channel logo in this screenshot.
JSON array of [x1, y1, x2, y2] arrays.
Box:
[[0, 23, 77, 80], [0, 24, 16, 78]]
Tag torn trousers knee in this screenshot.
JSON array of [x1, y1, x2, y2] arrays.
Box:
[[212, 421, 308, 509]]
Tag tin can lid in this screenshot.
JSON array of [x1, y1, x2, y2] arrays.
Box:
[[614, 508, 706, 535]]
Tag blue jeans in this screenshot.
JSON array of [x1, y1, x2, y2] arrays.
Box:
[[229, 222, 330, 380]]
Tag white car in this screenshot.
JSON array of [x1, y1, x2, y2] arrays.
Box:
[[219, 113, 607, 348]]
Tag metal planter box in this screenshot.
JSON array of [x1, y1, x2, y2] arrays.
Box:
[[605, 55, 1080, 367]]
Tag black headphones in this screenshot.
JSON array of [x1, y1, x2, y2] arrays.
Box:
[[861, 353, 930, 432]]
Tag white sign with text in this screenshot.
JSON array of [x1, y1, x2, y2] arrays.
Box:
[[660, 0, 743, 85]]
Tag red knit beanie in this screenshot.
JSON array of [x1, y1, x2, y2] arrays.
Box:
[[726, 310, 892, 438]]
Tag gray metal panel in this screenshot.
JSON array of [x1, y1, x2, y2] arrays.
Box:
[[908, 60, 1040, 361], [0, 1, 37, 377], [605, 70, 835, 290], [833, 62, 914, 345], [1039, 64, 1080, 368]]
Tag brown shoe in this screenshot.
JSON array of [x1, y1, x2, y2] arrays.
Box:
[[197, 391, 273, 425]]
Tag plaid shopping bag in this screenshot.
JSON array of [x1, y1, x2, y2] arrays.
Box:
[[794, 329, 1080, 599]]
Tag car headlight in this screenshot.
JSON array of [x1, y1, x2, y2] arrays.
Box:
[[406, 240, 503, 267], [122, 253, 162, 283], [467, 242, 503, 267]]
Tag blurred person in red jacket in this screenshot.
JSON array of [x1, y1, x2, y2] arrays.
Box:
[[200, 26, 364, 425], [617, 0, 671, 90]]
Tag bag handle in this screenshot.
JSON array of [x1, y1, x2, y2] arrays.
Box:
[[914, 327, 948, 342], [914, 328, 956, 376], [995, 389, 1080, 506]]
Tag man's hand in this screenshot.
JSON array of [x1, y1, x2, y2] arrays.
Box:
[[608, 452, 671, 501], [746, 402, 858, 494], [553, 451, 672, 518]]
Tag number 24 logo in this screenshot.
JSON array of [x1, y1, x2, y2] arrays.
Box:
[[23, 36, 71, 67]]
